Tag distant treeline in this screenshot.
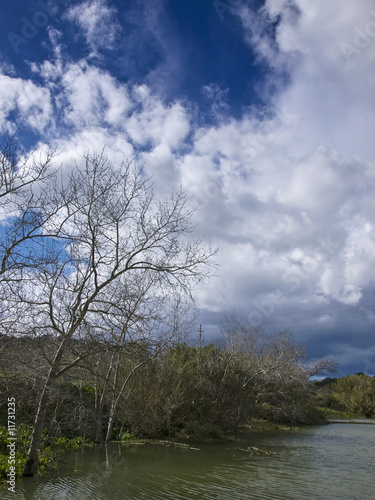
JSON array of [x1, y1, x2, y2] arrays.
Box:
[[315, 373, 375, 418]]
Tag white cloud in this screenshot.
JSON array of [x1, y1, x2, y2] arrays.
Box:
[[181, 110, 375, 312], [2, 53, 190, 197], [49, 128, 135, 168], [126, 85, 190, 149], [60, 62, 133, 129], [65, 0, 121, 57], [0, 73, 52, 133], [183, 0, 374, 318], [238, 0, 375, 160]]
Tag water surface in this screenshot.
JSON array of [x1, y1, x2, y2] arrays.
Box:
[[3, 422, 375, 500]]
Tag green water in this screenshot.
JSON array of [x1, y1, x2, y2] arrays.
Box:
[[3, 422, 375, 499]]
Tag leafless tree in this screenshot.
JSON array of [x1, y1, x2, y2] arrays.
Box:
[[220, 314, 337, 422], [0, 133, 58, 282], [0, 134, 60, 413], [91, 272, 195, 443], [0, 132, 54, 203], [1, 148, 216, 476]]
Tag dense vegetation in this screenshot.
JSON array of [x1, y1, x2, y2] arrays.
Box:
[[315, 373, 375, 418], [1, 318, 336, 481], [2, 345, 373, 483]]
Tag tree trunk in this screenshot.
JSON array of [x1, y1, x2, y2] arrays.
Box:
[[22, 381, 51, 476], [23, 335, 69, 476], [105, 360, 148, 442], [105, 403, 116, 443], [94, 352, 116, 443]]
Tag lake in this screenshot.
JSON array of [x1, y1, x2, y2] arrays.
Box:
[[3, 422, 375, 500]]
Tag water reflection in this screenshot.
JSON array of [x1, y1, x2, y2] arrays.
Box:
[[3, 423, 375, 500]]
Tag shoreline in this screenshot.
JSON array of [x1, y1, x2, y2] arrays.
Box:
[[327, 418, 375, 425]]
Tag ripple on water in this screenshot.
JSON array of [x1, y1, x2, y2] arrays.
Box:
[[2, 424, 375, 500]]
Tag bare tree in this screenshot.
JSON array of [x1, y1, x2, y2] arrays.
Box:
[[2, 150, 215, 476], [0, 134, 60, 403], [103, 289, 195, 443], [0, 133, 57, 281], [220, 314, 337, 423], [0, 132, 54, 202]]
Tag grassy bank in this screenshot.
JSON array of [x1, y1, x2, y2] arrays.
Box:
[[315, 407, 359, 420]]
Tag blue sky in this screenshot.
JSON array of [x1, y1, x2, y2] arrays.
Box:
[[1, 0, 375, 375]]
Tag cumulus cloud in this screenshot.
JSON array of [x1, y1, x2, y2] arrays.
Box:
[[126, 85, 190, 149], [58, 62, 133, 129], [238, 0, 375, 160], [181, 0, 373, 326], [187, 119, 375, 316], [0, 72, 52, 133]]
